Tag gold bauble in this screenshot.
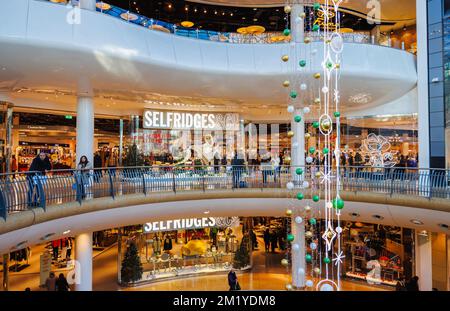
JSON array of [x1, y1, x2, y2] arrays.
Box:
[[285, 209, 293, 216], [299, 12, 306, 19], [313, 267, 321, 274], [314, 98, 321, 105], [305, 231, 313, 238], [287, 131, 295, 138], [315, 171, 322, 178], [320, 119, 332, 131], [305, 133, 311, 139], [304, 37, 311, 44], [281, 258, 289, 266], [281, 55, 289, 62], [283, 80, 290, 87], [335, 63, 341, 69], [284, 5, 292, 13], [314, 73, 321, 79], [284, 156, 291, 162], [326, 39, 332, 44]]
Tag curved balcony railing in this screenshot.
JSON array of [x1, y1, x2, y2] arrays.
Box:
[[0, 165, 448, 219], [38, 0, 414, 53]]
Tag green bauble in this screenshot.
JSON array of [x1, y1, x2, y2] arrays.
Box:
[[326, 61, 333, 69], [312, 121, 320, 128], [287, 234, 295, 242], [294, 115, 302, 123], [332, 198, 345, 210], [296, 168, 303, 175], [313, 2, 321, 10], [283, 28, 291, 36], [297, 193, 304, 200], [312, 24, 320, 32], [323, 147, 329, 154], [290, 91, 298, 99], [323, 257, 331, 264], [299, 60, 306, 67], [309, 218, 317, 225], [305, 254, 312, 262], [334, 111, 341, 118], [312, 195, 320, 202], [309, 147, 316, 154]]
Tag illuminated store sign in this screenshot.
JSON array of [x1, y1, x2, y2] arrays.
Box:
[[144, 110, 215, 130], [143, 217, 240, 233], [143, 110, 240, 131]]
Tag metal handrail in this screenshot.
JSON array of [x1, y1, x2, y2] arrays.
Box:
[[0, 165, 448, 219]]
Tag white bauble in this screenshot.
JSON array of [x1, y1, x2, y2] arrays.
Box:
[[302, 181, 309, 188], [322, 86, 329, 93], [306, 156, 313, 164], [286, 182, 295, 190], [305, 280, 314, 287], [286, 284, 293, 291], [287, 105, 295, 113], [326, 201, 333, 209], [300, 83, 307, 90], [310, 242, 317, 250], [313, 267, 321, 274], [292, 142, 299, 148], [292, 243, 300, 251], [320, 284, 334, 291], [294, 216, 303, 224], [304, 205, 311, 212], [303, 106, 311, 114], [336, 226, 343, 234]]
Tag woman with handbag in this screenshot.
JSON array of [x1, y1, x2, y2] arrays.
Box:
[[77, 156, 92, 199]]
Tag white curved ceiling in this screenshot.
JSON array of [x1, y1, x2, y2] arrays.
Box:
[[0, 197, 448, 255], [0, 0, 417, 119]]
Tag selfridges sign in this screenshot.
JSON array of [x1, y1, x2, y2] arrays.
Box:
[[143, 217, 240, 233], [143, 110, 239, 131]]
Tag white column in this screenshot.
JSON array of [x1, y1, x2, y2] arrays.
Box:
[[290, 4, 306, 289], [416, 0, 430, 168], [291, 218, 305, 288], [76, 96, 94, 165], [80, 0, 96, 11], [447, 235, 450, 291], [415, 231, 433, 291], [75, 233, 93, 291]]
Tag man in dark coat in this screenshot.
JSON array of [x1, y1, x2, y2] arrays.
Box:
[[231, 153, 245, 188], [27, 152, 52, 207]]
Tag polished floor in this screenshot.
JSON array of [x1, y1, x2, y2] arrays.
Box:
[[1, 239, 388, 291]]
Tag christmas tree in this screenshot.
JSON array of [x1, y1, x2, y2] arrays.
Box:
[[120, 242, 143, 284]]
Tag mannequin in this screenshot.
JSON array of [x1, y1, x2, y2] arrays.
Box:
[[163, 234, 173, 251]]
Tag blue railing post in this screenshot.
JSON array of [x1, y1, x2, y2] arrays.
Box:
[[108, 169, 115, 199], [75, 173, 82, 204], [172, 170, 176, 193], [0, 185, 7, 220], [142, 168, 147, 195], [36, 175, 46, 210]]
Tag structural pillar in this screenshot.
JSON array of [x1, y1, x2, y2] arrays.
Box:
[[290, 3, 306, 289], [79, 0, 96, 11], [75, 233, 93, 291], [76, 96, 94, 165], [415, 231, 433, 291], [119, 119, 124, 166]]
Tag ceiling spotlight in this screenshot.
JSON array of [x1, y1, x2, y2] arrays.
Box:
[[242, 17, 246, 20], [63, 230, 71, 235], [372, 215, 384, 220], [253, 8, 257, 11], [230, 13, 233, 16], [168, 4, 172, 9], [185, 7, 188, 11], [253, 18, 258, 21], [418, 230, 428, 237], [194, 8, 197, 12], [349, 212, 360, 218], [204, 210, 210, 214], [403, 25, 407, 31], [214, 10, 217, 15], [204, 9, 207, 13], [410, 219, 423, 225], [438, 223, 449, 230], [41, 233, 56, 241]]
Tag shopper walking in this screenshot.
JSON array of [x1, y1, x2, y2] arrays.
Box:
[[56, 273, 70, 291], [45, 272, 57, 291], [263, 228, 270, 253], [231, 153, 245, 188], [228, 269, 240, 290], [93, 152, 103, 183], [27, 152, 52, 207], [11, 154, 18, 178], [270, 230, 278, 253], [77, 155, 92, 199]]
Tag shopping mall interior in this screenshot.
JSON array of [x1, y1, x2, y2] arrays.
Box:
[[0, 0, 448, 295]]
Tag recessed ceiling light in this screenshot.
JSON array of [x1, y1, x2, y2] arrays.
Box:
[[372, 215, 384, 220], [418, 230, 428, 237], [438, 223, 449, 230], [41, 233, 56, 241], [16, 240, 28, 248], [349, 212, 360, 217], [242, 17, 246, 20], [63, 230, 71, 235], [253, 18, 258, 21], [204, 210, 210, 214], [410, 219, 423, 225]]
